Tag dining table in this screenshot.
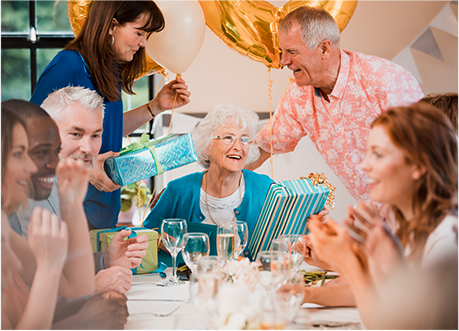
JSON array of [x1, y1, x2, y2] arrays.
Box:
[[124, 262, 364, 330]]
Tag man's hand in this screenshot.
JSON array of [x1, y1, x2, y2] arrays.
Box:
[[104, 229, 149, 269], [56, 158, 90, 205], [94, 267, 132, 296], [89, 151, 121, 193], [300, 234, 333, 271], [244, 147, 270, 171]]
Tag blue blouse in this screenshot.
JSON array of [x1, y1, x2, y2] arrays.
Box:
[[31, 50, 122, 229]]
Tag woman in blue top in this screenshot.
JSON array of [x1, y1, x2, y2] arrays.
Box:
[[143, 103, 274, 260], [31, 1, 191, 229]]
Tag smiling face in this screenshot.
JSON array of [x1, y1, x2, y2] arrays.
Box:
[[56, 103, 103, 167], [360, 125, 420, 212], [1, 123, 37, 213], [207, 124, 250, 175], [1, 213, 23, 291], [25, 116, 61, 201], [109, 13, 149, 63], [279, 22, 324, 87]]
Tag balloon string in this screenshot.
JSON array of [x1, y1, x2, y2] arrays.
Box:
[[268, 68, 274, 180], [141, 183, 156, 227], [167, 73, 181, 135]]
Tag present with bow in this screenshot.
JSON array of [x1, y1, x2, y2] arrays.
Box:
[[104, 133, 198, 186], [90, 226, 166, 274], [248, 173, 336, 260]]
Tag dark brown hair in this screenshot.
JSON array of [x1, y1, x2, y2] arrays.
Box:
[[372, 103, 458, 261], [1, 103, 28, 209], [419, 93, 458, 135], [65, 1, 165, 102]]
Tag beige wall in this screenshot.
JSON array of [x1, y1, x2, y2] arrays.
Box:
[[154, 1, 458, 220]]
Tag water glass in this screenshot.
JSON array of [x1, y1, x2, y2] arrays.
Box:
[[182, 232, 210, 274], [161, 218, 187, 285], [217, 221, 239, 263], [235, 221, 249, 259], [272, 272, 306, 327], [197, 256, 223, 274], [189, 272, 220, 329]]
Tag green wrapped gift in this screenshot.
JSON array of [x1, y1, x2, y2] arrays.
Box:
[[90, 226, 158, 274]]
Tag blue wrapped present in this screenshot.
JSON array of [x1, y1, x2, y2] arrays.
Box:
[[105, 133, 198, 186], [248, 174, 335, 260]]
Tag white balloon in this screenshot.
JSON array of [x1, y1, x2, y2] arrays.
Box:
[[146, 1, 206, 74]]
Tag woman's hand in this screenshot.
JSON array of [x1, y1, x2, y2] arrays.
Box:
[[152, 77, 191, 113], [28, 207, 68, 272], [308, 216, 366, 275], [88, 151, 121, 193], [57, 158, 90, 205]]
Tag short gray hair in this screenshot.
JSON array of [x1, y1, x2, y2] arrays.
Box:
[[193, 103, 260, 169], [280, 6, 340, 50], [40, 86, 105, 122]]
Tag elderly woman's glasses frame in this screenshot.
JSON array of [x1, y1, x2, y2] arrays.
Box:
[[211, 135, 252, 146]]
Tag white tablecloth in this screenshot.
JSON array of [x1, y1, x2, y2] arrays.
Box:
[[125, 266, 364, 330]]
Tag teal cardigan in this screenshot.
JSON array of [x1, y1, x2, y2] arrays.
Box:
[[143, 169, 273, 260]]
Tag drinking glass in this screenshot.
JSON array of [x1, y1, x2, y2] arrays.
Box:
[[256, 250, 281, 293], [235, 221, 249, 259], [182, 232, 210, 274], [197, 256, 223, 274], [190, 272, 220, 329], [217, 221, 239, 264], [280, 234, 307, 271], [272, 272, 306, 327], [161, 218, 187, 285]]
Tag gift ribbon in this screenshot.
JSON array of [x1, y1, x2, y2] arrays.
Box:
[[300, 173, 336, 210], [95, 226, 167, 275], [119, 133, 164, 175]]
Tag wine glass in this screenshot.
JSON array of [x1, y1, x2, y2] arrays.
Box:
[[217, 221, 239, 264], [272, 271, 306, 327], [256, 250, 281, 294], [235, 221, 249, 259], [182, 232, 210, 274], [161, 218, 187, 285], [280, 234, 307, 271]]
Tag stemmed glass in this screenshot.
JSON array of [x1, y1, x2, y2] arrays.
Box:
[[182, 232, 210, 274], [256, 250, 284, 294], [280, 234, 307, 271], [217, 221, 239, 264], [161, 218, 187, 285], [235, 221, 249, 259]]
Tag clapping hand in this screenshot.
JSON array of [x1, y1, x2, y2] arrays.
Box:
[[94, 266, 132, 296], [28, 207, 68, 272], [56, 158, 90, 205]]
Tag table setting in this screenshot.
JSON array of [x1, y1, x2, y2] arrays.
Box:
[[123, 219, 364, 330]]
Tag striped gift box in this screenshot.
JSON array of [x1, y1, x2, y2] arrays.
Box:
[[248, 177, 332, 260]]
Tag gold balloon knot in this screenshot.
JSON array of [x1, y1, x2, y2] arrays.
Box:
[[301, 172, 336, 210]]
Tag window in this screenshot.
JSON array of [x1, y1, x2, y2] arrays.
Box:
[[1, 0, 156, 136]]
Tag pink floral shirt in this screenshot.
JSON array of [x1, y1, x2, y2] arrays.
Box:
[[256, 50, 424, 202]]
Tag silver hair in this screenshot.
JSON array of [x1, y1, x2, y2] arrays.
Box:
[[40, 86, 105, 122], [279, 6, 340, 50], [192, 103, 260, 169]]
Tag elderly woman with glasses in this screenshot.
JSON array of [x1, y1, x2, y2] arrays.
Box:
[[143, 103, 274, 259]]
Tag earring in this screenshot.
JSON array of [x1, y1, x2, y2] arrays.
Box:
[[109, 35, 114, 46]]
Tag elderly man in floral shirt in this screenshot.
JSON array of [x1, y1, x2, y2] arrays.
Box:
[[246, 6, 424, 202]]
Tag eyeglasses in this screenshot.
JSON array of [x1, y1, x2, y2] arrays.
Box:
[[211, 135, 252, 146]]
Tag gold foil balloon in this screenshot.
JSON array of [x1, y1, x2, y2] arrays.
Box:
[[198, 1, 358, 69], [67, 0, 165, 78], [146, 1, 206, 75]]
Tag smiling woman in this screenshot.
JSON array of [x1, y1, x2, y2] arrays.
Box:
[[143, 103, 274, 261]]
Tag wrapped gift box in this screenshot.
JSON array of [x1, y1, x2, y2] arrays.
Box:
[[105, 133, 198, 186], [248, 175, 335, 260], [90, 227, 158, 274]]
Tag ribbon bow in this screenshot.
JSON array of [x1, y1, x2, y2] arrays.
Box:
[[301, 173, 336, 210], [119, 133, 164, 175]]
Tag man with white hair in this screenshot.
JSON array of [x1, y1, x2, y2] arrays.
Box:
[[246, 6, 424, 203], [16, 86, 147, 296]]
